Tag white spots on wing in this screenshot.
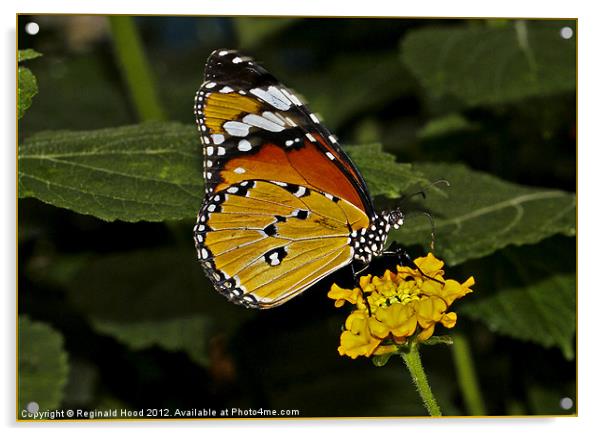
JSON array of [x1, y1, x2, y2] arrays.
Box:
[[305, 133, 316, 142], [328, 135, 337, 143], [227, 186, 239, 193], [309, 113, 320, 123], [206, 146, 214, 156], [273, 181, 288, 187], [232, 56, 243, 64], [218, 50, 229, 56], [217, 146, 226, 156], [211, 134, 225, 144], [201, 248, 209, 259], [206, 160, 213, 167], [250, 86, 292, 111], [294, 186, 307, 197], [219, 86, 234, 93], [269, 252, 281, 266], [326, 152, 335, 160], [324, 193, 334, 200], [223, 121, 251, 137], [234, 167, 246, 174], [205, 82, 216, 89], [208, 204, 216, 212], [242, 113, 285, 132], [237, 139, 252, 151], [280, 88, 303, 106], [285, 139, 294, 147], [206, 172, 213, 179], [262, 111, 286, 127], [202, 136, 210, 145]]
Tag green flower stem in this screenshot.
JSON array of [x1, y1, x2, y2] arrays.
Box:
[[401, 342, 442, 416], [108, 16, 166, 121], [451, 333, 487, 415]]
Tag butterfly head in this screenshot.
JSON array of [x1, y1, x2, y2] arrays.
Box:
[[388, 207, 405, 230]]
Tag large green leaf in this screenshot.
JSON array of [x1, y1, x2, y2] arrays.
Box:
[[402, 20, 576, 106], [346, 143, 431, 198], [18, 316, 69, 415], [18, 122, 203, 222], [392, 162, 575, 265], [459, 237, 576, 360], [65, 247, 253, 366], [18, 123, 426, 221]]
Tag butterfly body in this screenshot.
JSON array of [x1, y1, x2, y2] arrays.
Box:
[[193, 49, 404, 309]]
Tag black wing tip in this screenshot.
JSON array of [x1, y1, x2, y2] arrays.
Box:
[[203, 48, 276, 88]]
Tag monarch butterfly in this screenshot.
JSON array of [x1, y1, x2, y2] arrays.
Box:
[[193, 49, 408, 309]]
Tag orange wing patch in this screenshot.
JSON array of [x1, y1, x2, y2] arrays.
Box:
[[216, 142, 366, 214]]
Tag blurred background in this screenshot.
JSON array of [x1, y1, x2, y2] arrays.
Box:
[[17, 15, 576, 417]]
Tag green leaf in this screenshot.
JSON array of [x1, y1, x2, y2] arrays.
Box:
[[18, 67, 38, 119], [65, 247, 253, 366], [18, 122, 203, 222], [402, 20, 576, 106], [416, 113, 476, 140], [19, 123, 426, 222], [459, 237, 576, 360], [91, 316, 213, 367], [18, 49, 43, 62], [466, 273, 575, 360], [393, 162, 575, 265], [18, 316, 69, 415], [346, 143, 431, 198], [18, 49, 43, 119]]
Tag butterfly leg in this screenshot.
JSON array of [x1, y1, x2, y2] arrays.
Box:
[[350, 261, 372, 316], [382, 242, 444, 285]]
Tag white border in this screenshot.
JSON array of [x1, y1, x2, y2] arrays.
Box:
[[4, 1, 599, 435]]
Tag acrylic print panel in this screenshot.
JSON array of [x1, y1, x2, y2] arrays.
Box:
[[17, 14, 576, 419]]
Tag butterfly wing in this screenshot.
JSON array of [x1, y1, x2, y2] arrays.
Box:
[[194, 180, 368, 308], [194, 49, 375, 216], [193, 49, 375, 308]]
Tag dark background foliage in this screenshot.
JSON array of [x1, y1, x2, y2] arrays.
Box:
[[17, 16, 576, 417]]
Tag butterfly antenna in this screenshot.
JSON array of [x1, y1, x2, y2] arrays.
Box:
[[403, 210, 438, 253], [402, 179, 451, 203]]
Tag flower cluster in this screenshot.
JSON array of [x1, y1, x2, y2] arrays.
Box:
[[328, 253, 474, 359]]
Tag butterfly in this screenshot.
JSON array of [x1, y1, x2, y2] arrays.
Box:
[[193, 49, 406, 309]]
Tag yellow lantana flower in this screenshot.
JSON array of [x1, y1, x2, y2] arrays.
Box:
[[327, 253, 475, 359]]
